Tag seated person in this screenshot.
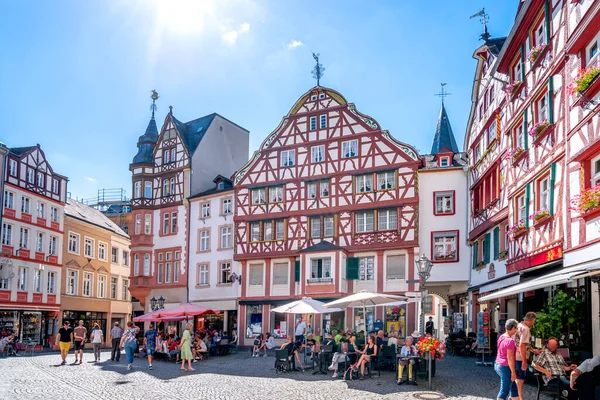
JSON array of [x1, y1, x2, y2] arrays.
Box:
[[376, 330, 386, 350], [265, 333, 276, 351], [387, 331, 399, 347], [280, 336, 303, 371], [532, 337, 577, 398], [196, 337, 208, 360], [353, 335, 378, 379], [328, 335, 356, 378], [334, 330, 343, 344], [168, 338, 181, 362], [570, 354, 600, 400], [305, 333, 319, 358], [397, 336, 419, 386], [252, 334, 264, 357], [229, 330, 238, 348], [355, 331, 366, 349]]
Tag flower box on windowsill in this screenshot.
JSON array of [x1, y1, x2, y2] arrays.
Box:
[[506, 81, 524, 100], [475, 261, 487, 270], [497, 250, 509, 261], [533, 213, 552, 226], [512, 149, 528, 165], [581, 207, 600, 222], [528, 44, 548, 70], [509, 225, 527, 240], [573, 71, 600, 108], [307, 277, 333, 284], [529, 120, 553, 144]]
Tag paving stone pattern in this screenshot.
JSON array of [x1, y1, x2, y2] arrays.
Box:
[[0, 350, 539, 400]]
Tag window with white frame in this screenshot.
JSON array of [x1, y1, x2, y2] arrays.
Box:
[[517, 193, 527, 223], [273, 262, 288, 285], [356, 174, 373, 193], [200, 230, 210, 251], [219, 262, 231, 284], [534, 19, 545, 47], [324, 216, 334, 237], [123, 250, 129, 266], [386, 255, 406, 280], [202, 203, 210, 218], [310, 258, 331, 279], [164, 149, 171, 164], [110, 277, 117, 299], [473, 142, 482, 161], [37, 172, 45, 186], [342, 140, 358, 158], [27, 169, 34, 184], [320, 179, 329, 197], [68, 232, 80, 254], [174, 261, 179, 282], [320, 114, 327, 129], [144, 214, 151, 235], [1, 223, 12, 246], [539, 176, 550, 211], [144, 181, 152, 198], [378, 209, 397, 230], [18, 267, 27, 291], [21, 197, 30, 214], [134, 254, 140, 276], [83, 272, 93, 297], [311, 145, 325, 163], [48, 235, 57, 256], [3, 191, 14, 209], [359, 256, 375, 281], [157, 263, 163, 283], [487, 120, 497, 145], [94, 243, 105, 262], [512, 59, 522, 82], [98, 275, 106, 298], [163, 213, 169, 235], [134, 181, 141, 198], [198, 264, 209, 285], [264, 220, 273, 241], [135, 215, 141, 235], [36, 232, 44, 253], [440, 157, 450, 167], [33, 269, 42, 293], [222, 198, 232, 214], [587, 38, 599, 66], [377, 172, 396, 190], [143, 254, 150, 276], [537, 95, 548, 122], [307, 182, 317, 199], [355, 211, 374, 233], [111, 247, 118, 263], [171, 212, 177, 233], [165, 262, 172, 283], [163, 179, 169, 196], [281, 150, 295, 167], [19, 227, 29, 249], [52, 179, 59, 194], [67, 270, 78, 295], [433, 231, 458, 262], [0, 278, 7, 290], [122, 279, 129, 300], [592, 154, 600, 187], [275, 220, 285, 240], [310, 116, 317, 130], [50, 206, 58, 223], [250, 222, 260, 242], [47, 271, 56, 294], [514, 123, 525, 149], [435, 192, 454, 214], [269, 186, 283, 203], [37, 202, 45, 219], [8, 159, 17, 176], [170, 177, 175, 195], [84, 237, 94, 258], [310, 216, 321, 238], [252, 188, 266, 205], [220, 226, 232, 248], [249, 264, 263, 285]]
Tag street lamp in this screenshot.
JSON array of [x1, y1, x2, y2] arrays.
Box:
[[150, 296, 166, 311], [415, 253, 433, 335]]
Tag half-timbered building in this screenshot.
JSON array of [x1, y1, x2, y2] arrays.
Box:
[[129, 106, 249, 314], [233, 86, 420, 346], [0, 144, 68, 345]]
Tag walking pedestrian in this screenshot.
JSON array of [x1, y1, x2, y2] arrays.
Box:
[[73, 320, 87, 365], [514, 312, 541, 400], [90, 323, 104, 362], [110, 322, 123, 361], [55, 321, 73, 366], [180, 323, 194, 371], [144, 323, 158, 370], [494, 319, 519, 400], [120, 321, 140, 371]]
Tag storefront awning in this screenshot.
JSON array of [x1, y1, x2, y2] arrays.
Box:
[[478, 275, 521, 295], [478, 263, 600, 302]]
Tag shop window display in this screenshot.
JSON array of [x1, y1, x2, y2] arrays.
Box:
[[270, 311, 287, 338], [353, 307, 375, 333], [245, 305, 262, 338], [0, 311, 19, 336], [385, 305, 407, 338], [322, 311, 344, 336], [21, 312, 42, 344], [62, 311, 107, 343]]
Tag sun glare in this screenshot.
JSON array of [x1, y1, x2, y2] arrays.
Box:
[[154, 0, 215, 34]]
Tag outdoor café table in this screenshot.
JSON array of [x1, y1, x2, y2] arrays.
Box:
[[396, 355, 421, 380], [313, 348, 334, 375]]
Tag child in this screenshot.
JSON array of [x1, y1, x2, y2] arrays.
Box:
[[252, 334, 263, 357]]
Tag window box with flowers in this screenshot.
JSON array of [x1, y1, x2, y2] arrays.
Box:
[[508, 221, 527, 239], [505, 147, 527, 165], [528, 43, 547, 68], [530, 208, 550, 225], [529, 119, 552, 143], [570, 64, 600, 107], [498, 249, 509, 261], [505, 81, 523, 100], [570, 185, 600, 221], [476, 260, 487, 269]]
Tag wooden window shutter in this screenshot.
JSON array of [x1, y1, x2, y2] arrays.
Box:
[[472, 241, 478, 269], [493, 227, 500, 260], [523, 109, 528, 150], [550, 162, 556, 215], [525, 183, 531, 229], [483, 233, 491, 264], [548, 76, 554, 124], [520, 44, 526, 82], [294, 260, 300, 283], [346, 257, 359, 280]]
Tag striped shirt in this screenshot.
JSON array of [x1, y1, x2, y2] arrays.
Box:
[[111, 327, 123, 339]]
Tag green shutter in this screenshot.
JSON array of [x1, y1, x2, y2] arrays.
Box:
[[526, 183, 531, 229], [544, 1, 550, 44], [520, 44, 526, 82], [346, 257, 359, 280], [548, 76, 554, 124], [550, 162, 556, 215], [523, 109, 528, 150], [472, 241, 479, 269], [294, 260, 300, 283], [493, 227, 500, 260], [483, 233, 491, 264]]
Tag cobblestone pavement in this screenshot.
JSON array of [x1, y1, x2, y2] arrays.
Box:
[[0, 350, 539, 400]]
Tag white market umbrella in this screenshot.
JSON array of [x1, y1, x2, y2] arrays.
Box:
[[323, 291, 410, 332]]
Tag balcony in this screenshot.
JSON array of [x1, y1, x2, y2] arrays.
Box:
[[306, 277, 333, 284]]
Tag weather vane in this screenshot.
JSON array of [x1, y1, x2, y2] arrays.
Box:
[[150, 90, 159, 118], [470, 8, 490, 41], [312, 53, 325, 86], [434, 83, 452, 105]]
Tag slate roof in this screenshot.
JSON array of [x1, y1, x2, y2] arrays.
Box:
[[171, 113, 217, 155], [430, 103, 459, 155], [299, 241, 346, 253], [9, 146, 36, 156], [485, 37, 507, 56], [132, 117, 159, 164], [65, 199, 129, 238]]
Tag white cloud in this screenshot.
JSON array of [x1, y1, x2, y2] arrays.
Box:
[[85, 176, 95, 182], [222, 23, 250, 45], [287, 40, 303, 49]]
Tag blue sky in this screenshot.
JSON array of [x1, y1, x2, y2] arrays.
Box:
[[0, 0, 516, 201]]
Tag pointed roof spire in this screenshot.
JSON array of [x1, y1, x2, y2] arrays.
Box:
[[430, 103, 459, 155], [132, 91, 160, 165]]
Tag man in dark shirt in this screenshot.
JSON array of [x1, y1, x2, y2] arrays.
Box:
[[144, 324, 158, 370], [425, 317, 434, 336], [376, 330, 385, 349], [55, 321, 73, 365]]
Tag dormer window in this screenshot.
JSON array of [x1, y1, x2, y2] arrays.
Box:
[[27, 169, 35, 184], [311, 95, 317, 101], [37, 172, 44, 187], [319, 93, 325, 99], [218, 182, 224, 190], [440, 157, 450, 167], [8, 160, 17, 176]]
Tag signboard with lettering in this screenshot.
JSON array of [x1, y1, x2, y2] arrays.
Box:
[[477, 311, 490, 349], [453, 313, 464, 331], [506, 245, 562, 274]]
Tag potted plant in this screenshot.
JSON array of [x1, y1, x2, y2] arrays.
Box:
[[505, 147, 526, 163], [530, 290, 583, 347], [529, 208, 549, 223], [569, 64, 600, 97], [528, 43, 546, 64], [505, 81, 522, 97], [570, 184, 600, 215], [528, 119, 550, 139], [415, 336, 446, 378], [508, 221, 526, 238], [498, 249, 509, 261]]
